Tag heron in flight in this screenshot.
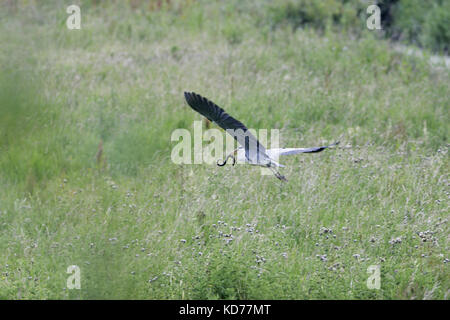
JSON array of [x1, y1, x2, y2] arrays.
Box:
[[184, 92, 339, 181]]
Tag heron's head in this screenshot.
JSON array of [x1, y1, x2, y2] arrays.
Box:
[[217, 150, 238, 167]]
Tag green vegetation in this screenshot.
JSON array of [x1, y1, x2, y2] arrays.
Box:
[[267, 0, 450, 53], [387, 0, 450, 53], [0, 0, 448, 299]]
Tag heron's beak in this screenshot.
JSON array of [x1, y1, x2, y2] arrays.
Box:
[[217, 158, 227, 166], [217, 152, 236, 167]]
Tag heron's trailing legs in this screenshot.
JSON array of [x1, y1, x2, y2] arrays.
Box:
[[268, 165, 288, 182]]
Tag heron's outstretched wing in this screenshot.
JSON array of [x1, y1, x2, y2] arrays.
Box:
[[184, 92, 267, 162], [268, 141, 340, 157], [184, 92, 247, 132]]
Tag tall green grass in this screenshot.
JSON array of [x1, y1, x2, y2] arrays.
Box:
[[0, 0, 448, 299]]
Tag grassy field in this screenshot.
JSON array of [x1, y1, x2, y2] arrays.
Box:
[[0, 1, 448, 299]]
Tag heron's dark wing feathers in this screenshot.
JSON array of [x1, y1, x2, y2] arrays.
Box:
[[184, 92, 267, 158], [293, 141, 340, 154], [184, 92, 247, 131]]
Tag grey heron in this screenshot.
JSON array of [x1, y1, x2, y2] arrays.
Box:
[[184, 92, 339, 181]]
